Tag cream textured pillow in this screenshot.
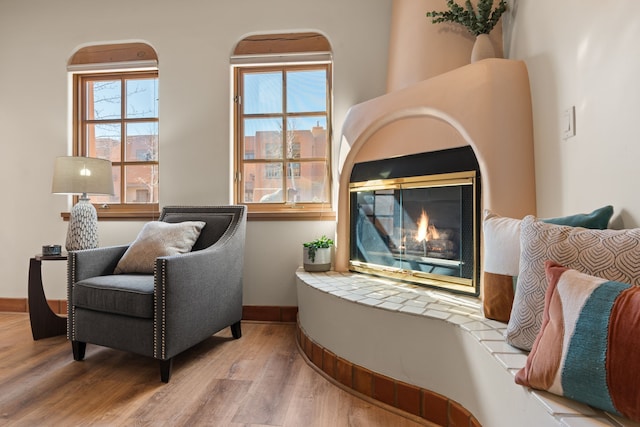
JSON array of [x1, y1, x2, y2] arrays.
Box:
[[114, 221, 206, 274], [505, 216, 640, 350], [483, 210, 522, 276], [482, 210, 522, 322], [482, 206, 614, 322]]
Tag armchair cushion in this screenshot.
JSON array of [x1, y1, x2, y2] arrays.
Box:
[[73, 274, 155, 319], [114, 221, 206, 274]]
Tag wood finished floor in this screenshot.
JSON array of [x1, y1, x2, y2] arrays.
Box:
[[0, 313, 430, 426]]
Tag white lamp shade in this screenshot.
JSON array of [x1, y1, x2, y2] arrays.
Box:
[[52, 156, 114, 196]]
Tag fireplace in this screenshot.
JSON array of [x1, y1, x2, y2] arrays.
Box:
[[333, 59, 536, 305], [348, 147, 481, 295]]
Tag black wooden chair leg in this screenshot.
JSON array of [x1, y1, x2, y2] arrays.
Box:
[[231, 321, 242, 339], [72, 341, 86, 361], [160, 358, 173, 383]]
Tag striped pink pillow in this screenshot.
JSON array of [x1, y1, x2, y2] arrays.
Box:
[[515, 261, 640, 422]]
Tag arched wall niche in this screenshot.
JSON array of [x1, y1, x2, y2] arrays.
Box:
[[353, 116, 466, 164]]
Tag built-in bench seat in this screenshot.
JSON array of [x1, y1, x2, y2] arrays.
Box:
[[296, 268, 637, 427]]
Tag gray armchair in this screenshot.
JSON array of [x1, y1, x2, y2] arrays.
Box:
[[67, 205, 246, 382]]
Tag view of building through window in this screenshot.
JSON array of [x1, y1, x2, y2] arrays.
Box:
[[236, 65, 331, 210], [78, 72, 159, 206]]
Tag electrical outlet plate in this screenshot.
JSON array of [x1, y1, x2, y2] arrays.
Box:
[[562, 106, 576, 140]]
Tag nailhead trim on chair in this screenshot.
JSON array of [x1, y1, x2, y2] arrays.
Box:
[[153, 260, 167, 360], [153, 262, 158, 359], [68, 252, 77, 342], [151, 206, 246, 361]]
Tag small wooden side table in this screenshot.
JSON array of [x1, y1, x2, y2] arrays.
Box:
[[28, 254, 68, 340]]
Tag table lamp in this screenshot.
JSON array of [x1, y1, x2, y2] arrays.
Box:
[[52, 156, 114, 251]]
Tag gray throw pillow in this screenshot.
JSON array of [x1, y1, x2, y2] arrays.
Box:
[[114, 221, 206, 274]]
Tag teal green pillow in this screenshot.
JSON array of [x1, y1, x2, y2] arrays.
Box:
[[543, 205, 613, 229]]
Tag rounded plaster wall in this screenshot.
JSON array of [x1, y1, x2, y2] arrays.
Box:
[[387, 0, 503, 92], [335, 59, 536, 271], [353, 118, 463, 164], [297, 281, 554, 427]]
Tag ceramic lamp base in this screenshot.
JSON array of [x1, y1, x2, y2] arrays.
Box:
[[66, 197, 99, 251]]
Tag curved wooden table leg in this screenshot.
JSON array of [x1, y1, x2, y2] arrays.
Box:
[[28, 257, 67, 340]]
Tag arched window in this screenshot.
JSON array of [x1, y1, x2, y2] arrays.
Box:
[[68, 42, 159, 219], [232, 33, 334, 220]]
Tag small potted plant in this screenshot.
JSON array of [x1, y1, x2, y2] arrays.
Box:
[[426, 0, 507, 62], [303, 235, 334, 272]]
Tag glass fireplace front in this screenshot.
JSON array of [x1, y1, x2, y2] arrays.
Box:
[[349, 171, 479, 295]]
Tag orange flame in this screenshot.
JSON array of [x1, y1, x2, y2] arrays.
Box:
[[416, 210, 428, 242], [415, 210, 440, 242], [428, 224, 440, 240]]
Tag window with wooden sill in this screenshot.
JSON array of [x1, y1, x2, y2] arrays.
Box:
[[232, 33, 335, 221], [66, 42, 160, 221]]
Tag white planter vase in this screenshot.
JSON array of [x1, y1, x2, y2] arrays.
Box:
[[471, 34, 496, 63], [303, 247, 332, 272]]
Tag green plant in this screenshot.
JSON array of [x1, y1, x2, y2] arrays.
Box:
[[303, 235, 334, 263], [426, 0, 507, 36]]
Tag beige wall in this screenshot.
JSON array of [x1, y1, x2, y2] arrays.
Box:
[[2, 0, 638, 303], [387, 0, 503, 91], [0, 0, 392, 300], [505, 0, 640, 228]]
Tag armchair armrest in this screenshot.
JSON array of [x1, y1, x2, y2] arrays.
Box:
[[68, 245, 129, 283], [153, 223, 245, 360], [67, 245, 129, 343]]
